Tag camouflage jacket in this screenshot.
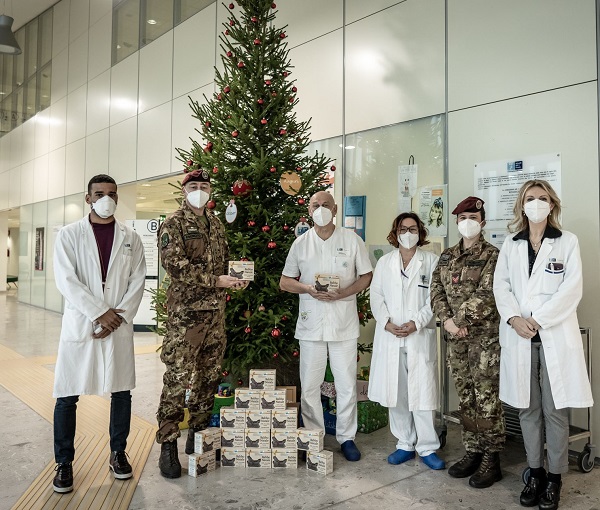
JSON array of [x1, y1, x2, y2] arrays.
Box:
[[159, 201, 229, 312], [430, 235, 500, 334]]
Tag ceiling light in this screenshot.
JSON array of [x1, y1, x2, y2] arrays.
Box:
[[0, 15, 21, 55], [147, 19, 157, 25], [141, 183, 151, 186], [138, 196, 146, 200], [345, 145, 355, 149]]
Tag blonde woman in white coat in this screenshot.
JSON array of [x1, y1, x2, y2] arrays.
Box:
[[368, 212, 444, 470], [493, 180, 592, 510]]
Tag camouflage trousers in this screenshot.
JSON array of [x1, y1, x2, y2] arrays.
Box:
[[447, 335, 506, 453], [156, 310, 226, 444]]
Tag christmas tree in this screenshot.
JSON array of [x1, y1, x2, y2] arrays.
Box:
[[177, 0, 335, 382]]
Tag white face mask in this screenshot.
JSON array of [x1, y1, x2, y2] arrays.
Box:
[[457, 218, 481, 239], [398, 232, 419, 249], [524, 199, 551, 224], [186, 189, 210, 209], [92, 195, 117, 218], [312, 206, 333, 227]]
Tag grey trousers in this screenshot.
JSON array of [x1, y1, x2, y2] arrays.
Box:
[[519, 342, 569, 474]]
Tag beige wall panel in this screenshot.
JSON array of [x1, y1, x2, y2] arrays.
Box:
[[49, 97, 67, 152], [9, 167, 21, 208], [275, 0, 342, 49], [68, 32, 89, 94], [85, 128, 110, 186], [137, 102, 173, 180], [20, 160, 34, 205], [21, 120, 35, 165], [345, 0, 403, 25], [447, 0, 597, 111], [110, 53, 140, 125], [109, 117, 138, 184], [69, 0, 90, 43], [344, 0, 445, 135], [64, 139, 86, 196], [33, 155, 49, 204], [34, 111, 51, 158], [138, 33, 173, 114], [52, 0, 70, 58], [88, 11, 112, 81], [48, 147, 66, 201], [289, 30, 343, 142]]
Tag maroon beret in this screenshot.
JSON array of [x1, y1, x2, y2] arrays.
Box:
[[452, 196, 484, 215], [182, 169, 210, 186]]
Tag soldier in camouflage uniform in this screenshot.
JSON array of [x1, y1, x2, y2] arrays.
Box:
[[156, 169, 248, 478], [430, 196, 505, 489]]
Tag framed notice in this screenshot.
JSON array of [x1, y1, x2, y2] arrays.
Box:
[[34, 227, 44, 271]]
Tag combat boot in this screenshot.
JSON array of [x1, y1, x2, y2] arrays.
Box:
[[185, 428, 199, 455], [159, 440, 181, 478], [448, 451, 482, 478], [469, 451, 502, 488]]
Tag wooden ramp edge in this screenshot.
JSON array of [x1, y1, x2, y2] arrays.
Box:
[[0, 344, 157, 510]]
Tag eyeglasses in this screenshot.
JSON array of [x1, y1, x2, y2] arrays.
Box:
[[399, 227, 418, 234]]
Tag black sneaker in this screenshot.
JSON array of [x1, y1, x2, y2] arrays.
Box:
[[53, 462, 74, 493], [109, 451, 133, 480]]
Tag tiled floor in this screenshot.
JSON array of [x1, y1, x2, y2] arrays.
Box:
[[1, 289, 599, 510]]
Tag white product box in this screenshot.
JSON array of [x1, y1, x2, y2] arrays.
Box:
[[220, 408, 247, 428], [307, 450, 334, 475], [271, 429, 297, 449], [314, 273, 340, 292], [229, 260, 254, 281], [244, 429, 271, 449], [245, 409, 271, 429], [271, 408, 298, 429], [194, 427, 221, 454], [272, 448, 298, 469], [249, 369, 276, 390], [221, 428, 245, 448], [245, 448, 272, 469], [296, 428, 324, 452], [221, 447, 246, 468], [235, 388, 261, 410], [188, 451, 216, 477], [260, 389, 286, 410]]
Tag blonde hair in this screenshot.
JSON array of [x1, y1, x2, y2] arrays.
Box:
[[508, 179, 562, 233]]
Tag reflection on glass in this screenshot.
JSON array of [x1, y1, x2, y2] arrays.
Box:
[[2, 54, 13, 96], [14, 30, 25, 86], [143, 0, 174, 46], [306, 136, 343, 222], [13, 86, 24, 127], [0, 93, 11, 134], [113, 0, 141, 65], [40, 10, 53, 67], [176, 0, 214, 24], [344, 115, 446, 247], [25, 76, 36, 121], [26, 19, 38, 78], [39, 64, 51, 112]]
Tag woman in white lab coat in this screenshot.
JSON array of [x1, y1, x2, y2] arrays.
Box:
[[368, 212, 444, 470], [493, 179, 592, 510]]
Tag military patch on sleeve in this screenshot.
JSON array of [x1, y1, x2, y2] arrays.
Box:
[[161, 232, 170, 248], [438, 253, 451, 266]]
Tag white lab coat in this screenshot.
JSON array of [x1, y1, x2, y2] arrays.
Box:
[[53, 216, 146, 398], [493, 231, 593, 409], [368, 248, 439, 411]]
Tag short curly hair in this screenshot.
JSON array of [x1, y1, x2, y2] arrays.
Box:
[[386, 212, 430, 248]]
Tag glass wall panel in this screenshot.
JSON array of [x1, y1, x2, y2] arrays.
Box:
[[2, 54, 13, 96], [45, 197, 65, 313], [39, 64, 51, 112], [306, 136, 343, 223], [18, 205, 33, 304], [39, 10, 53, 67], [113, 0, 141, 65], [142, 0, 174, 45], [176, 0, 214, 24], [0, 94, 11, 134], [26, 19, 39, 79], [25, 76, 36, 121], [31, 201, 48, 308], [13, 86, 24, 127], [14, 30, 25, 87], [64, 193, 86, 225]]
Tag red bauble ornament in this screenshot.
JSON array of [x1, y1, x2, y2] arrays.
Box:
[[244, 326, 252, 334], [271, 92, 277, 97], [271, 2, 277, 7], [204, 142, 213, 153], [271, 328, 281, 338], [224, 29, 229, 35], [265, 79, 272, 86], [283, 224, 290, 231], [205, 121, 211, 128], [261, 225, 271, 232], [228, 2, 234, 8], [288, 96, 294, 103], [223, 370, 229, 377], [292, 86, 298, 93], [186, 159, 193, 166], [254, 39, 261, 45], [229, 19, 235, 26], [227, 50, 233, 57], [357, 355, 360, 362], [273, 352, 279, 358], [331, 165, 336, 171], [269, 166, 277, 173], [237, 61, 245, 68], [238, 379, 244, 386], [358, 312, 365, 320], [240, 257, 249, 261], [281, 315, 288, 321], [258, 304, 266, 312], [267, 241, 277, 249], [296, 166, 302, 172], [247, 220, 256, 227], [224, 86, 231, 93], [212, 166, 218, 174], [279, 32, 286, 39], [232, 179, 253, 196], [283, 71, 288, 77], [232, 130, 239, 137], [297, 198, 305, 205], [279, 129, 287, 136], [207, 200, 216, 209], [258, 98, 264, 105], [251, 16, 258, 22], [217, 93, 222, 101], [261, 118, 268, 125], [292, 350, 299, 357]]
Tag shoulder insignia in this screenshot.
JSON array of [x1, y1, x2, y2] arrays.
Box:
[[161, 232, 170, 248], [466, 259, 486, 267], [438, 253, 451, 266]]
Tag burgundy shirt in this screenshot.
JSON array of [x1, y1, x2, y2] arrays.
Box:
[[91, 218, 115, 284]]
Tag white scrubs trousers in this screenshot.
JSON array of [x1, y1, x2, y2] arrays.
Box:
[[299, 338, 357, 444]]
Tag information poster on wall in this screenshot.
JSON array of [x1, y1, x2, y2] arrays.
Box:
[[343, 196, 366, 241], [418, 185, 447, 237], [34, 227, 45, 271], [474, 153, 561, 242], [398, 163, 418, 213]]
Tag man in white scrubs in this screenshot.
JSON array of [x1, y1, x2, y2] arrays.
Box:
[[280, 191, 372, 461]]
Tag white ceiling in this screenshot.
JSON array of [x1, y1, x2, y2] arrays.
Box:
[[5, 0, 57, 31]]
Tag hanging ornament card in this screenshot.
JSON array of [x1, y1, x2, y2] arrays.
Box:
[[418, 185, 447, 238], [398, 162, 418, 213]]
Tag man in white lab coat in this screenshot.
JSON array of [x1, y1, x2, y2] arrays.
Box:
[[51, 174, 146, 494], [280, 191, 373, 461]]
